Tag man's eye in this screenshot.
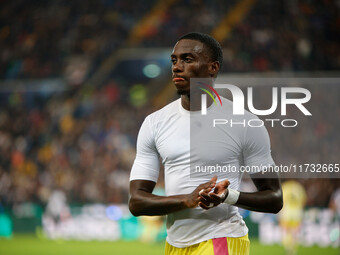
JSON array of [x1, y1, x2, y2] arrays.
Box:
[[184, 58, 192, 62], [171, 59, 176, 63]]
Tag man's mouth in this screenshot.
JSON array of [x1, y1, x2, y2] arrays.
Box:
[[173, 77, 185, 82]]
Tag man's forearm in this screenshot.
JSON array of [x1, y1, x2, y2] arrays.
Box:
[[129, 192, 188, 216], [129, 177, 216, 216], [235, 189, 283, 213]]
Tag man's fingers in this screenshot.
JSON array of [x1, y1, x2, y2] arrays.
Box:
[[199, 191, 221, 205], [199, 182, 215, 193], [209, 192, 225, 201], [199, 192, 213, 204], [197, 177, 219, 200], [212, 179, 230, 194], [198, 202, 214, 210], [219, 179, 230, 188], [210, 176, 217, 185], [206, 194, 221, 204], [206, 180, 216, 189], [199, 187, 212, 196], [199, 195, 209, 205], [199, 176, 218, 190]]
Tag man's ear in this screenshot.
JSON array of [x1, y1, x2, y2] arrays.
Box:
[[209, 61, 220, 77]]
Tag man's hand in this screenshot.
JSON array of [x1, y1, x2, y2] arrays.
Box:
[[184, 176, 217, 208], [198, 178, 230, 210]]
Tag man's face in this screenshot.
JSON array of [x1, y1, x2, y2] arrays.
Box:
[[171, 39, 213, 95]]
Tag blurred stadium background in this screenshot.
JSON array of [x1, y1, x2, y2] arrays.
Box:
[[0, 0, 339, 254]]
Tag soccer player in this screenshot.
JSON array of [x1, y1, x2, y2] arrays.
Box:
[[279, 180, 306, 255], [129, 32, 283, 255]]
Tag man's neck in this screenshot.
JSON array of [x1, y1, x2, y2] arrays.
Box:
[[181, 95, 190, 111], [180, 93, 213, 111]]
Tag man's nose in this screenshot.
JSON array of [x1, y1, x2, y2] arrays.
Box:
[[172, 61, 183, 73]]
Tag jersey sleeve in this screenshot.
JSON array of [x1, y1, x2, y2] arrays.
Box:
[[130, 115, 160, 182], [242, 122, 275, 174]]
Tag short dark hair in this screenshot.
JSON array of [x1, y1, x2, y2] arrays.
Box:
[[177, 32, 223, 69]]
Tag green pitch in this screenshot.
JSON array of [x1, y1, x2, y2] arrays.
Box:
[[0, 235, 338, 255]]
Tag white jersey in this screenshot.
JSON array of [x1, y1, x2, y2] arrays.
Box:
[[130, 97, 275, 248]]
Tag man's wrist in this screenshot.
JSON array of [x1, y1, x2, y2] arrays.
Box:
[[224, 189, 240, 205], [181, 194, 194, 209]]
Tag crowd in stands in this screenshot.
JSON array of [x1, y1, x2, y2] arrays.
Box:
[[0, 0, 339, 210], [139, 0, 340, 72], [222, 0, 340, 72], [0, 0, 156, 80], [1, 0, 339, 80], [139, 0, 237, 47], [0, 82, 155, 205]]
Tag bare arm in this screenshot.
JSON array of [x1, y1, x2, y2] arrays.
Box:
[[235, 173, 283, 213], [129, 177, 216, 216], [199, 172, 283, 214]]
